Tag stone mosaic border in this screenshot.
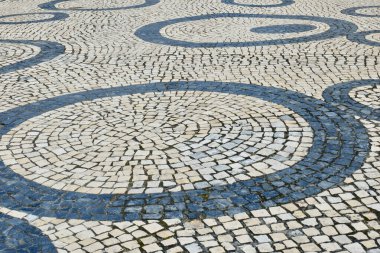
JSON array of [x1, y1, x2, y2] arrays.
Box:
[[0, 213, 57, 252], [0, 82, 369, 221], [0, 12, 68, 25], [0, 40, 65, 74], [221, 0, 294, 8], [134, 13, 358, 48], [323, 79, 380, 121], [38, 0, 160, 11]]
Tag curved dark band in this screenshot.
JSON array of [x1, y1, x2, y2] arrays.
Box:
[[0, 40, 65, 74], [0, 82, 369, 221], [323, 79, 380, 121], [38, 0, 160, 11], [222, 0, 294, 8], [135, 13, 358, 48], [0, 213, 56, 252], [341, 6, 380, 18], [347, 30, 380, 47], [0, 12, 68, 24], [251, 24, 317, 34]]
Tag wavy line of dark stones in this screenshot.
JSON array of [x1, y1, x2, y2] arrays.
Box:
[[323, 79, 380, 121], [347, 30, 380, 48], [341, 6, 380, 18], [38, 0, 160, 11], [0, 40, 65, 75], [221, 0, 294, 8], [0, 12, 68, 25]]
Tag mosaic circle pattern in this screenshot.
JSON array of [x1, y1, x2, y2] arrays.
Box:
[[39, 0, 160, 11], [1, 91, 312, 194], [135, 13, 358, 47], [0, 40, 65, 74], [0, 12, 68, 24], [0, 82, 369, 221], [342, 6, 380, 18], [0, 213, 57, 252], [323, 79, 380, 121]]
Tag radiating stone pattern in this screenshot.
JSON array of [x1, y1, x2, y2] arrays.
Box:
[[0, 0, 379, 252], [0, 91, 312, 194]]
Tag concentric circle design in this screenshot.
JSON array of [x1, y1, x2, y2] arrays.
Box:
[[0, 91, 312, 195], [135, 13, 357, 47], [222, 0, 294, 8], [39, 0, 160, 11], [0, 40, 65, 74], [342, 6, 380, 18], [323, 79, 380, 121], [0, 213, 56, 252], [0, 82, 369, 221], [0, 12, 68, 24], [347, 30, 380, 47]]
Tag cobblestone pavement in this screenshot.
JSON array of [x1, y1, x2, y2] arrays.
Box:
[[0, 0, 379, 252]]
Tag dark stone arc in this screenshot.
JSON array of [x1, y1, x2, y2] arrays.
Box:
[[0, 12, 68, 24], [0, 82, 369, 221], [38, 0, 160, 11], [0, 213, 57, 252], [347, 30, 380, 47], [323, 79, 380, 121], [341, 6, 380, 18], [134, 13, 358, 48], [0, 40, 65, 75], [251, 24, 317, 34], [222, 0, 294, 8]]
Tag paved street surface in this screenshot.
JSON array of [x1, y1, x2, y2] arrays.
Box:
[[0, 0, 379, 252]]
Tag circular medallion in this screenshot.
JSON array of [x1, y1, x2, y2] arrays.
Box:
[[135, 13, 357, 47], [1, 91, 312, 195], [0, 82, 369, 221]]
